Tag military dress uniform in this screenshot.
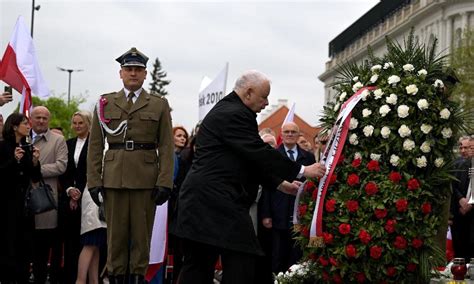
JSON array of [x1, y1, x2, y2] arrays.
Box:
[[87, 48, 174, 282]]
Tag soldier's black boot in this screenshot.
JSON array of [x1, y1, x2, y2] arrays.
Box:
[[129, 274, 146, 284], [109, 275, 126, 284]]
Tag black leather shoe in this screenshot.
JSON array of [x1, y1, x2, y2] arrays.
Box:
[[129, 274, 145, 284], [109, 275, 126, 284]]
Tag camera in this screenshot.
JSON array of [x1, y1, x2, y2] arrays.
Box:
[[20, 143, 33, 157]]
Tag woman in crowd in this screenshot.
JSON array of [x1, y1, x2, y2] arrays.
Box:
[[61, 111, 106, 284], [0, 113, 41, 283]]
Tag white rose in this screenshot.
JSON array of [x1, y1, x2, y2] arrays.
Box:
[[386, 93, 398, 105], [388, 75, 401, 85], [353, 76, 359, 82], [383, 62, 394, 69], [420, 141, 431, 153], [417, 99, 429, 110], [406, 84, 419, 95], [403, 64, 415, 72], [334, 103, 340, 111], [362, 108, 372, 118], [434, 158, 444, 167], [390, 154, 400, 166], [379, 104, 391, 117], [370, 153, 381, 161], [349, 133, 359, 145], [420, 124, 433, 134], [397, 105, 409, 118], [339, 92, 347, 101], [440, 108, 451, 119], [433, 79, 444, 88], [441, 127, 452, 138], [371, 64, 382, 72], [373, 89, 384, 99], [398, 124, 411, 138], [403, 139, 416, 151], [349, 117, 358, 130], [363, 125, 374, 137], [418, 69, 428, 76], [381, 126, 391, 139], [370, 74, 379, 83], [416, 156, 427, 168], [352, 82, 363, 92], [354, 152, 362, 160], [361, 89, 370, 101]]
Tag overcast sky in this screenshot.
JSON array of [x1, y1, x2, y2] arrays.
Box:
[[1, 0, 379, 131]]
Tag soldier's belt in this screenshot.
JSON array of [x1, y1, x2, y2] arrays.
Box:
[[108, 141, 156, 151]]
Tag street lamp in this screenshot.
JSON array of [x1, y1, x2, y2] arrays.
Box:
[[57, 67, 83, 105], [31, 0, 41, 38]]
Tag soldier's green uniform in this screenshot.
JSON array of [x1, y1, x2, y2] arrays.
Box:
[[87, 47, 174, 282]]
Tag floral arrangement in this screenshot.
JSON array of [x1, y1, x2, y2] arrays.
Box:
[[276, 32, 467, 283]]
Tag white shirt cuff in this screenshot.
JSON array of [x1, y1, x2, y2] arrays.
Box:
[[297, 165, 305, 179]]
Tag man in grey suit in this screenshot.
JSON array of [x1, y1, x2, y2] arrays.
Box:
[[30, 106, 68, 284]]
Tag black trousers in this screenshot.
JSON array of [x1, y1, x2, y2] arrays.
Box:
[[33, 228, 62, 284], [271, 228, 301, 273], [179, 239, 256, 284]]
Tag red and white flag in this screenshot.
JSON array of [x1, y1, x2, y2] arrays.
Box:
[[0, 15, 50, 116], [145, 202, 168, 281], [276, 102, 295, 146]]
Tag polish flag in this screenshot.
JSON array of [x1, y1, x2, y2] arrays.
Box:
[[0, 16, 50, 116], [145, 202, 168, 282], [276, 102, 295, 146]]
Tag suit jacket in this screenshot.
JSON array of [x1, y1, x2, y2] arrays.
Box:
[[451, 157, 472, 218], [87, 89, 174, 189], [260, 145, 316, 229], [32, 129, 68, 229], [173, 92, 301, 255]]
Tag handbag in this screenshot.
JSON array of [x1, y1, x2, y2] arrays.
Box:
[[26, 179, 57, 214]]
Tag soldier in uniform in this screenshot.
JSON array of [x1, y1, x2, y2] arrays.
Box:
[[87, 47, 174, 284]]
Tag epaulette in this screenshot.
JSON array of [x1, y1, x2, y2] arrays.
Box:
[[101, 92, 116, 97], [150, 93, 165, 99]]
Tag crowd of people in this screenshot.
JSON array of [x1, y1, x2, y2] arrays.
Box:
[[0, 45, 473, 284]]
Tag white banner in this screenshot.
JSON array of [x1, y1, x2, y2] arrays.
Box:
[[198, 63, 228, 121]]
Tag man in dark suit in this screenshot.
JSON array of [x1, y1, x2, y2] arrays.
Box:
[[451, 136, 474, 261], [260, 121, 315, 273], [87, 47, 174, 284], [173, 70, 326, 284]]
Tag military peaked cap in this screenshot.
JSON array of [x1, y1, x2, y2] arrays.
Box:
[[116, 47, 149, 68]]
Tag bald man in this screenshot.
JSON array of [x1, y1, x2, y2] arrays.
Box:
[[30, 106, 68, 284]]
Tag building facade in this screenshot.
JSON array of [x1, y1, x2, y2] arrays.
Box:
[[319, 0, 474, 104]]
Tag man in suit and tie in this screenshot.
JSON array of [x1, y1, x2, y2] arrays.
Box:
[[87, 47, 174, 284], [261, 121, 316, 273]]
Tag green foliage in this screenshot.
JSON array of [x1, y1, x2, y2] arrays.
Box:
[[450, 28, 474, 133], [149, 57, 171, 96]]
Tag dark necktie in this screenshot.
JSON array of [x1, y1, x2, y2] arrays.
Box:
[[127, 92, 135, 111], [288, 149, 295, 161]]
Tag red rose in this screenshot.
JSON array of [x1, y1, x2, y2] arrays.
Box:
[[370, 245, 382, 259], [367, 160, 380, 171], [329, 173, 337, 185], [345, 244, 357, 258], [339, 223, 351, 235], [358, 229, 371, 244], [322, 232, 334, 244], [308, 253, 317, 261], [311, 187, 318, 201], [364, 182, 379, 196], [337, 154, 345, 165], [394, 235, 407, 250], [355, 272, 366, 283], [407, 263, 417, 272], [407, 178, 420, 190], [347, 173, 360, 186], [333, 274, 343, 284], [325, 199, 336, 212], [421, 202, 432, 214], [329, 257, 338, 267], [395, 199, 408, 212], [318, 256, 329, 266], [352, 158, 361, 168], [412, 238, 423, 249], [346, 200, 359, 212], [389, 171, 402, 183], [322, 271, 330, 281], [298, 204, 308, 217], [375, 208, 388, 219], [304, 180, 316, 192], [384, 219, 397, 233], [386, 266, 397, 277], [301, 226, 309, 237]]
